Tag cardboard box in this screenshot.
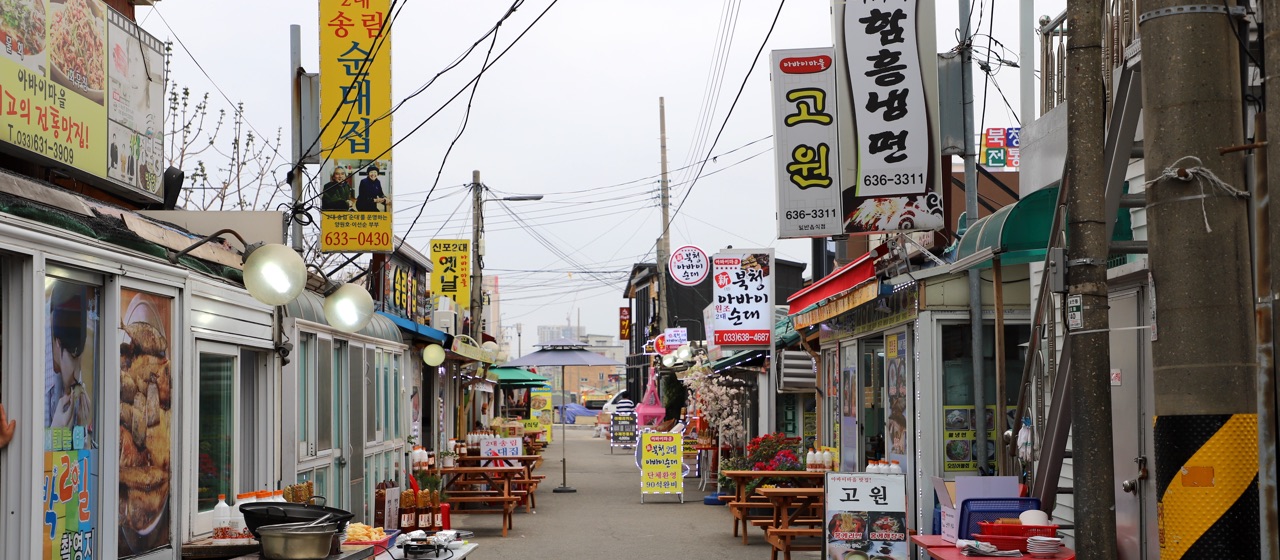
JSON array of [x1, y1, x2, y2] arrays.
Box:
[[932, 476, 1019, 542]]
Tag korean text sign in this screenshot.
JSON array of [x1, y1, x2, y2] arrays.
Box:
[[711, 250, 774, 346], [668, 245, 710, 286], [319, 0, 394, 252], [619, 307, 631, 340], [771, 48, 842, 238], [640, 433, 683, 494], [480, 437, 522, 458], [834, 0, 944, 234], [825, 472, 908, 560], [429, 239, 470, 309], [609, 413, 637, 447]]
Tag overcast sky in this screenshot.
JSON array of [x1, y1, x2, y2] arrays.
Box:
[[141, 0, 1064, 354]]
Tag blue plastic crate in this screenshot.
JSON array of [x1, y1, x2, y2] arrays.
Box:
[[957, 497, 1041, 540]]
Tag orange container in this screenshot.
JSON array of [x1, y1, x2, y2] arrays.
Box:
[[977, 521, 1058, 538]]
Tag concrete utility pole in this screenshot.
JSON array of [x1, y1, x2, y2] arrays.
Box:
[[957, 0, 988, 472], [471, 170, 483, 339], [290, 24, 304, 254], [657, 97, 672, 331], [1262, 2, 1280, 556], [1062, 0, 1117, 557], [1139, 0, 1259, 557]]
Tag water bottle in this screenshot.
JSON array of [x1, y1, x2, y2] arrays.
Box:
[[806, 449, 817, 471], [822, 450, 833, 471], [889, 460, 903, 474], [212, 495, 234, 545]]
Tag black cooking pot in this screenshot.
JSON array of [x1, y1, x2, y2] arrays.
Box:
[[239, 501, 354, 539]]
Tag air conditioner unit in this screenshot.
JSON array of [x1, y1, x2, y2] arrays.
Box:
[[776, 350, 816, 392], [433, 311, 457, 334]]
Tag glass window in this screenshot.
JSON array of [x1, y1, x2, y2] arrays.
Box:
[[365, 348, 375, 443], [298, 334, 314, 446], [318, 339, 333, 451], [392, 354, 401, 440], [198, 352, 235, 512]]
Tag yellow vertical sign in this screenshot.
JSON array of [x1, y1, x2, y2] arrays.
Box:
[[429, 239, 470, 309], [319, 0, 393, 252]]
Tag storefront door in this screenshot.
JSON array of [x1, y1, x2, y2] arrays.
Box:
[[195, 341, 240, 535], [859, 338, 886, 466]]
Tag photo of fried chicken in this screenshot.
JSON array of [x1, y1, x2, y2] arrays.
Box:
[[118, 292, 173, 550]]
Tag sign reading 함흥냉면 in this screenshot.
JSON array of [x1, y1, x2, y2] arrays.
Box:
[[711, 250, 774, 346], [771, 48, 843, 238]]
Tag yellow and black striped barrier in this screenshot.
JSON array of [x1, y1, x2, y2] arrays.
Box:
[[1155, 413, 1259, 558]]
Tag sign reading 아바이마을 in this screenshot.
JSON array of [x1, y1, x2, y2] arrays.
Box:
[[771, 48, 843, 238], [640, 433, 683, 495], [668, 245, 710, 286], [711, 250, 774, 346], [825, 472, 909, 559]]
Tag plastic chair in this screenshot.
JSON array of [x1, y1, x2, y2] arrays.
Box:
[[956, 497, 1042, 541]]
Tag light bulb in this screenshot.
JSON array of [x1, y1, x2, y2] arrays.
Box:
[[242, 244, 306, 306], [676, 344, 693, 361], [324, 283, 374, 333], [482, 341, 499, 353], [423, 344, 446, 366], [662, 354, 677, 368]]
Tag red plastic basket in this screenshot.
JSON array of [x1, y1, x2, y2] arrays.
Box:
[[977, 521, 1058, 537], [974, 533, 1030, 553]]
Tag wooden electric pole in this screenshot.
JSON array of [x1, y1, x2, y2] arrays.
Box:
[[1139, 0, 1258, 556], [1063, 1, 1117, 557], [657, 97, 672, 331]]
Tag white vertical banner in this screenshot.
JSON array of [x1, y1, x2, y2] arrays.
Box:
[[711, 250, 775, 346], [771, 48, 843, 238], [834, 0, 944, 234]]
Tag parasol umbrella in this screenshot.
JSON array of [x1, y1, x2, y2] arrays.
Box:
[[498, 338, 625, 493]]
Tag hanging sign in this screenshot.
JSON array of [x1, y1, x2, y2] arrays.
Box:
[[653, 333, 673, 356], [430, 239, 471, 309], [771, 48, 843, 238], [663, 328, 688, 347], [711, 250, 774, 346], [669, 245, 711, 286], [619, 307, 632, 340], [825, 472, 909, 559]]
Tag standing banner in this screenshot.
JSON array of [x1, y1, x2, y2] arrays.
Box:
[[429, 239, 470, 309], [609, 413, 637, 448], [771, 48, 843, 238], [44, 278, 100, 560], [319, 0, 393, 252], [825, 472, 908, 559], [118, 289, 173, 557], [640, 432, 683, 502], [834, 0, 943, 234], [710, 250, 774, 346], [530, 386, 553, 443]]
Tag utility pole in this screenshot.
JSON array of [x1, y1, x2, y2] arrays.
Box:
[[289, 25, 304, 254], [1264, 1, 1280, 554], [1139, 0, 1258, 557], [657, 97, 672, 331], [957, 0, 988, 472], [471, 170, 483, 340], [1063, 0, 1117, 557]]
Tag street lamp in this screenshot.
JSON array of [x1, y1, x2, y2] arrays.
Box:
[[170, 229, 307, 306], [470, 170, 543, 342]]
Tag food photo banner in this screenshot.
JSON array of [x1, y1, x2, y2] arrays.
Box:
[[0, 0, 165, 202], [319, 0, 393, 252], [825, 472, 908, 560], [711, 250, 774, 346], [118, 289, 173, 557], [771, 47, 843, 238], [833, 0, 944, 234]]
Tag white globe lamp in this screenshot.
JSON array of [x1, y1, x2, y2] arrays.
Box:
[[242, 243, 307, 306], [324, 283, 375, 333], [423, 344, 446, 366]]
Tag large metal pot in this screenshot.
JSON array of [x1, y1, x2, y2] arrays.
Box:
[[239, 501, 353, 539], [257, 521, 341, 560]]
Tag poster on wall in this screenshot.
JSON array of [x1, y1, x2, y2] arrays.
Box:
[[117, 288, 173, 556], [319, 0, 393, 252], [710, 250, 774, 346], [43, 277, 100, 560], [771, 48, 843, 238], [429, 239, 470, 310], [639, 432, 683, 497], [941, 405, 1018, 472], [833, 0, 944, 234], [106, 9, 165, 197], [825, 472, 908, 560], [884, 331, 909, 476]]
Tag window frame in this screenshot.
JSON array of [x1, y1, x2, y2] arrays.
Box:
[[191, 340, 241, 536]]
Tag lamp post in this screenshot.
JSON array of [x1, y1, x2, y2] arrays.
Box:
[[469, 170, 542, 342]]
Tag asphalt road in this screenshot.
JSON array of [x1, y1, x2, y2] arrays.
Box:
[[446, 426, 819, 559]]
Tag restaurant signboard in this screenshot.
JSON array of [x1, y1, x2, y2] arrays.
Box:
[[710, 250, 774, 346], [824, 472, 908, 560], [771, 47, 843, 238]]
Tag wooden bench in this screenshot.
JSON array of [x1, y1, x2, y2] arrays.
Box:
[[750, 517, 823, 528], [727, 499, 774, 543], [764, 527, 823, 560], [444, 494, 521, 537], [512, 478, 540, 512]]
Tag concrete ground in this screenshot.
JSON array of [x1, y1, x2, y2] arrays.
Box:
[[448, 426, 820, 559]]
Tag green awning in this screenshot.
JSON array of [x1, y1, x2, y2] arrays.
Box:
[[492, 367, 550, 386], [956, 186, 1059, 269]]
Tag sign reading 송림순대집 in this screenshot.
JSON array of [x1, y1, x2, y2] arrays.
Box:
[[609, 413, 637, 447], [640, 433, 683, 495], [319, 0, 393, 252], [711, 250, 774, 346], [668, 245, 710, 286], [771, 47, 843, 238], [430, 239, 470, 310], [825, 472, 908, 560]]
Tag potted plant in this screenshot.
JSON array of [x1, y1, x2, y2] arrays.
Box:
[[438, 450, 458, 468]]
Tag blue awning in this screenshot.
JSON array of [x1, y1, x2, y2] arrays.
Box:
[[377, 311, 448, 343]]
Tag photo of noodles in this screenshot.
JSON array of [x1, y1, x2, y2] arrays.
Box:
[[49, 0, 104, 102]]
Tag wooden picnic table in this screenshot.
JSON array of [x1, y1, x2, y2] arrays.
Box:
[[436, 465, 526, 537], [453, 454, 545, 512], [718, 470, 825, 544], [755, 487, 825, 560], [910, 534, 1077, 559]]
